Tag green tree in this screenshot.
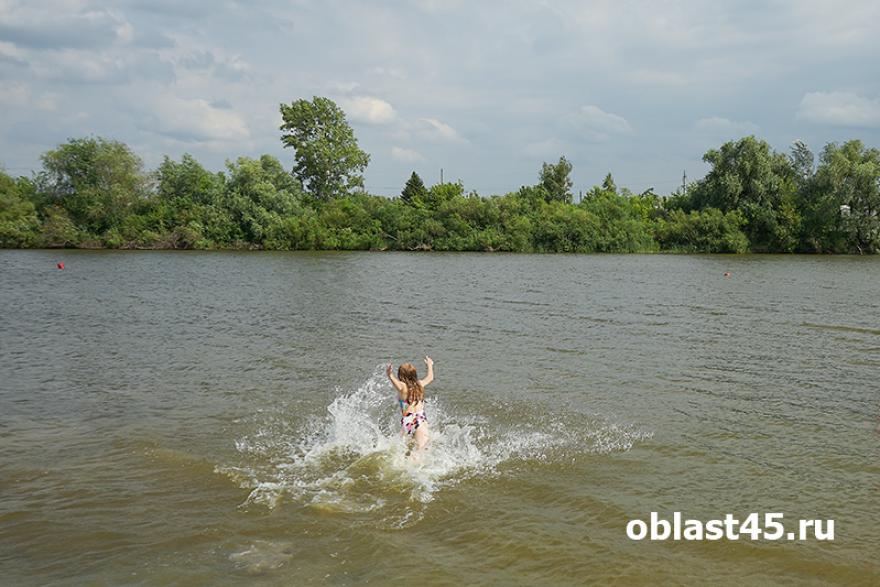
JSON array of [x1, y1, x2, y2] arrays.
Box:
[[39, 206, 81, 247], [532, 200, 599, 252], [515, 184, 551, 207], [689, 136, 799, 251], [802, 140, 880, 253], [400, 171, 428, 205], [279, 96, 370, 200], [654, 208, 749, 253], [258, 153, 299, 193], [0, 170, 40, 247], [314, 194, 384, 250], [601, 172, 617, 194], [38, 137, 147, 235], [423, 181, 464, 209], [580, 187, 656, 252], [790, 140, 815, 183], [496, 196, 534, 251], [150, 153, 233, 248], [224, 155, 305, 245], [539, 156, 573, 203], [156, 153, 225, 206]]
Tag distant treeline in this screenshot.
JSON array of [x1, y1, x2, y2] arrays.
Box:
[[1, 97, 878, 253]]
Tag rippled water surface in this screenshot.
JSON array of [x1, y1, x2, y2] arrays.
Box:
[[1, 250, 878, 586]]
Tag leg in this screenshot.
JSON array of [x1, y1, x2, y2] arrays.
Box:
[[412, 423, 429, 453]]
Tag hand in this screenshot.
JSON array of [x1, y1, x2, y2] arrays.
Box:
[[424, 356, 433, 367], [386, 362, 393, 377]]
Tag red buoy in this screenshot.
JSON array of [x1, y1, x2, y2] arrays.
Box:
[[57, 262, 64, 270]]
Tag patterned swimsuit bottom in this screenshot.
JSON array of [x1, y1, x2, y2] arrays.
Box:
[[401, 410, 427, 435]]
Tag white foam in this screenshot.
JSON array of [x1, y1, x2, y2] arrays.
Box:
[[217, 365, 652, 526], [228, 540, 295, 575]]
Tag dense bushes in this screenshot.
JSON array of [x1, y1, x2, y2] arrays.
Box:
[[654, 209, 749, 253], [1, 134, 878, 253]]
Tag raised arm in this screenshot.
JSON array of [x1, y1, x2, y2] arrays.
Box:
[[386, 362, 405, 394], [420, 356, 434, 387]]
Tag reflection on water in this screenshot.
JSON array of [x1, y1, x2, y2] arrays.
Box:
[[0, 250, 878, 586]]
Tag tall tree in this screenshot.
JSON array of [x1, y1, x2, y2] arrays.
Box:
[[790, 140, 815, 183], [400, 171, 428, 205], [38, 137, 147, 235], [279, 97, 370, 201], [804, 140, 880, 253], [601, 172, 617, 194], [539, 156, 573, 203], [691, 136, 794, 212], [690, 136, 799, 250]]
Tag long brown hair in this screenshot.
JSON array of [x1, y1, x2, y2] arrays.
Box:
[[397, 362, 424, 406]]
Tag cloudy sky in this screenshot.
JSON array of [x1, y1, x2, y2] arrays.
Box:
[[1, 0, 879, 196]]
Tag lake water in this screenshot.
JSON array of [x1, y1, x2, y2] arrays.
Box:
[[1, 250, 878, 586]]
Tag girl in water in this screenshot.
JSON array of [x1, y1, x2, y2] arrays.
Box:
[[386, 356, 433, 457]]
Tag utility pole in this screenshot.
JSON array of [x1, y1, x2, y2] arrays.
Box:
[[440, 168, 444, 184], [681, 170, 687, 194]]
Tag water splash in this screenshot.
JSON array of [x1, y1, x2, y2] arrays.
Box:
[[228, 540, 295, 575], [217, 366, 652, 526]]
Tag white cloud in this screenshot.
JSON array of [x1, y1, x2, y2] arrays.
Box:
[[416, 117, 462, 142], [695, 116, 759, 134], [168, 42, 252, 81], [150, 95, 249, 142], [0, 2, 134, 49], [30, 49, 127, 82], [3, 1, 880, 190], [342, 96, 395, 124], [567, 104, 632, 141], [797, 91, 880, 128], [390, 146, 424, 162], [23, 43, 174, 86]]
